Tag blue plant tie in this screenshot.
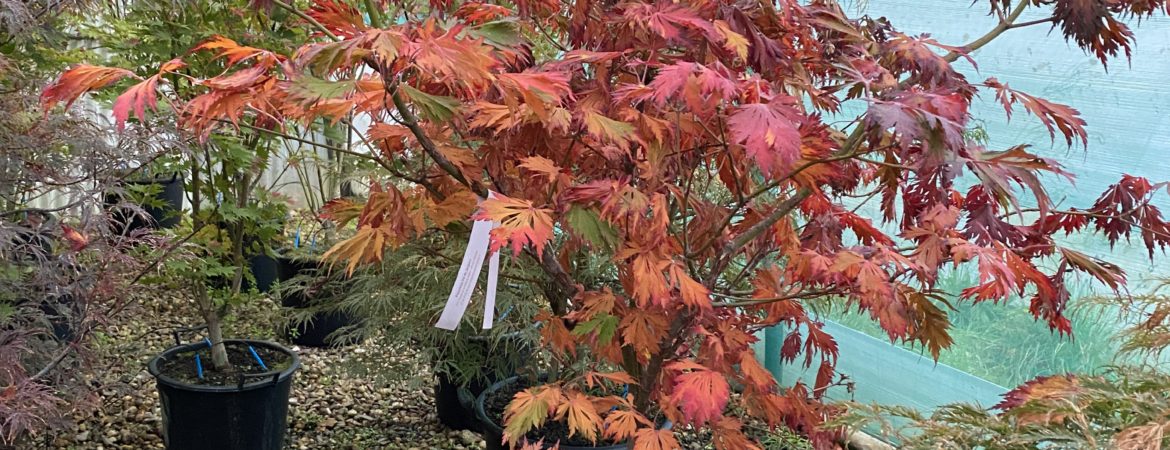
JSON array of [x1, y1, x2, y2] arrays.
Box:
[[294, 227, 301, 248], [194, 354, 204, 380], [204, 338, 212, 348], [248, 345, 268, 371], [498, 305, 515, 322], [609, 384, 632, 413]]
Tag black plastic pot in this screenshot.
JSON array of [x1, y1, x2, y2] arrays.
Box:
[[276, 255, 358, 348], [435, 371, 489, 431], [434, 332, 532, 431], [147, 339, 299, 450], [475, 377, 630, 450], [248, 253, 278, 293], [40, 293, 79, 343], [107, 174, 185, 234]]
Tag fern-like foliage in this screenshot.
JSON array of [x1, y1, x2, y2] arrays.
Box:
[[292, 230, 550, 388]]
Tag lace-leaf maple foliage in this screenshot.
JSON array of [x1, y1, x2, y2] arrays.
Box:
[[42, 0, 1170, 448]]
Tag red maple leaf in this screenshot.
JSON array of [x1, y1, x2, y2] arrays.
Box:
[[666, 361, 730, 426], [728, 99, 803, 175]]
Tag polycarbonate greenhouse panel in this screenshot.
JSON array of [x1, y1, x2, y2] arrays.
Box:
[[758, 0, 1169, 415], [851, 0, 1170, 281]]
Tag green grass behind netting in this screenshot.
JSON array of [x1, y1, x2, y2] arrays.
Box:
[[826, 268, 1123, 388]]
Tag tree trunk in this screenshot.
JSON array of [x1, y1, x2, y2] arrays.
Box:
[[194, 282, 230, 370]]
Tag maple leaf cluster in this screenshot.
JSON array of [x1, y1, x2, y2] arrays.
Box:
[[39, 0, 1170, 448]]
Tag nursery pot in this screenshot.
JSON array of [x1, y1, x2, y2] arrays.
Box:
[[147, 339, 299, 450], [434, 332, 532, 431], [276, 255, 359, 348], [475, 377, 630, 450], [211, 252, 278, 293], [107, 173, 184, 234], [40, 293, 80, 343], [249, 253, 278, 293]]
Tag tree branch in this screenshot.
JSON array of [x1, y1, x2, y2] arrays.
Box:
[[721, 189, 812, 262], [271, 0, 339, 41], [944, 0, 1029, 62], [385, 85, 487, 197], [711, 289, 840, 308], [1007, 16, 1057, 30]]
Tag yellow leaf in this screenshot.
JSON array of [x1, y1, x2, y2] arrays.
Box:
[[503, 387, 555, 447], [584, 111, 636, 148], [603, 409, 651, 442], [714, 20, 749, 60]]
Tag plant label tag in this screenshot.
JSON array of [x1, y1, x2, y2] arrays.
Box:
[[482, 246, 500, 329], [435, 192, 502, 331]]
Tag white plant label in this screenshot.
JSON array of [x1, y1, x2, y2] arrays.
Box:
[[482, 247, 500, 329], [434, 193, 501, 331]]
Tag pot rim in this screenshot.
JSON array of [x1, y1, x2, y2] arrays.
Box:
[[121, 172, 181, 185], [147, 339, 300, 393]]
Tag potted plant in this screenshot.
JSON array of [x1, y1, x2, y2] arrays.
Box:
[[128, 107, 301, 450], [38, 2, 313, 446], [104, 168, 186, 235], [128, 135, 300, 450], [0, 5, 162, 440], [139, 221, 301, 450], [330, 234, 541, 430], [274, 209, 365, 348], [43, 0, 1170, 447]]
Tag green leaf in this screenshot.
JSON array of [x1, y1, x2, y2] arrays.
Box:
[[468, 20, 525, 48], [288, 75, 357, 102], [399, 84, 461, 123], [565, 206, 620, 252], [572, 313, 619, 345]]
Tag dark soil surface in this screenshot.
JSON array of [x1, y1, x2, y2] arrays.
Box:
[[483, 378, 623, 448], [156, 341, 292, 386]]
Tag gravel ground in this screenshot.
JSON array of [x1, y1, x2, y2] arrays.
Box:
[[24, 288, 487, 450], [20, 288, 808, 450]]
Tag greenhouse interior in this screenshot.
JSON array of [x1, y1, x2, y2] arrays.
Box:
[[2, 0, 1168, 449]]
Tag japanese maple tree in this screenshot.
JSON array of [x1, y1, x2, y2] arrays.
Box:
[[42, 0, 1170, 448]]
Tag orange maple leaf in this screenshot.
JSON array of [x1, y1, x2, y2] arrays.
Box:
[[60, 224, 88, 252], [556, 392, 602, 443], [668, 263, 711, 310], [192, 35, 274, 66], [537, 311, 576, 356], [632, 428, 680, 450], [619, 308, 668, 357], [504, 385, 563, 447], [571, 289, 617, 322], [603, 409, 651, 442], [737, 349, 775, 391], [711, 417, 761, 450], [519, 156, 565, 184], [474, 194, 555, 258], [42, 65, 136, 115]]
